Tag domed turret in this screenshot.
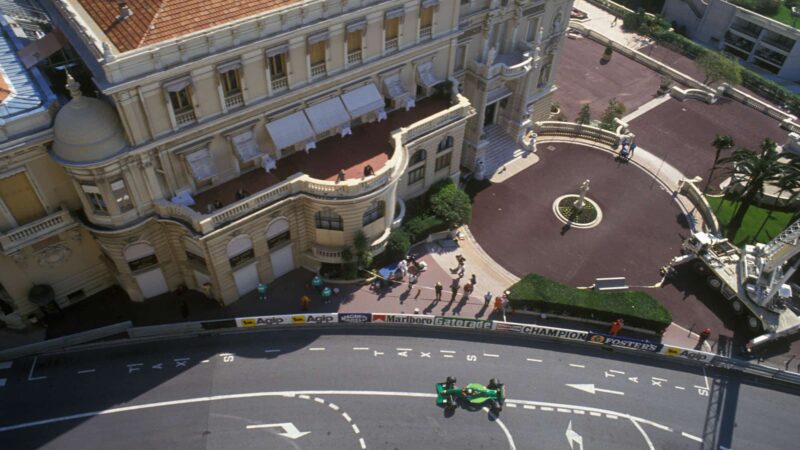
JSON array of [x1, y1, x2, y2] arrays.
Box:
[[52, 73, 127, 164]]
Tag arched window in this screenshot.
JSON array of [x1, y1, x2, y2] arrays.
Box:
[[227, 235, 254, 268], [266, 217, 291, 249], [437, 136, 454, 152], [410, 149, 427, 165], [124, 242, 158, 272], [315, 210, 343, 231], [362, 201, 386, 226]]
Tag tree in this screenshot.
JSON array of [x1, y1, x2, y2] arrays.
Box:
[[717, 139, 784, 240], [429, 181, 472, 228], [704, 134, 735, 193], [754, 154, 800, 240], [599, 98, 626, 131], [385, 230, 410, 262], [353, 230, 372, 269], [575, 104, 592, 125], [696, 51, 742, 86]]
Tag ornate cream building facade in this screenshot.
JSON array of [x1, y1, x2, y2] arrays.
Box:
[[0, 0, 572, 328]]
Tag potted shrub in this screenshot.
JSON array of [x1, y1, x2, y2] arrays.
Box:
[[600, 43, 613, 63]]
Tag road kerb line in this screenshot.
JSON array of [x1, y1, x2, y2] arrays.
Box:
[[359, 437, 366, 449], [523, 405, 536, 410], [328, 403, 339, 411], [342, 412, 352, 423], [352, 424, 360, 434], [314, 397, 325, 404], [681, 432, 703, 443], [309, 348, 325, 351]]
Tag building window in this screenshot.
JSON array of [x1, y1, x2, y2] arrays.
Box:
[[410, 149, 427, 165], [267, 230, 291, 249], [309, 41, 326, 78], [168, 87, 192, 114], [347, 31, 363, 64], [362, 201, 386, 226], [268, 53, 287, 79], [228, 248, 255, 269], [408, 165, 425, 185], [185, 148, 216, 182], [220, 69, 241, 96], [315, 210, 343, 231], [185, 250, 207, 269], [385, 16, 400, 51], [110, 179, 133, 213], [454, 44, 467, 71], [435, 152, 451, 172], [437, 136, 454, 152], [526, 18, 540, 42], [419, 5, 434, 40], [81, 183, 108, 215]]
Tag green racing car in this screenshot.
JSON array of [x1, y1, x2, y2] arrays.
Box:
[[435, 376, 505, 412]]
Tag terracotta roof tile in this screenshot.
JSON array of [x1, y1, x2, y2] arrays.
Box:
[[76, 0, 301, 53]]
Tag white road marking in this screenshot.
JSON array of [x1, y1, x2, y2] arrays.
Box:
[[628, 377, 639, 383], [609, 370, 625, 375], [702, 367, 710, 389], [523, 405, 536, 410], [604, 371, 615, 378], [0, 389, 675, 440], [264, 349, 281, 353], [573, 410, 584, 415], [352, 347, 369, 351], [152, 364, 163, 370], [567, 384, 624, 396], [314, 397, 325, 404], [651, 380, 663, 387], [298, 395, 310, 400], [540, 407, 554, 411], [652, 377, 667, 382], [440, 350, 455, 354], [201, 360, 210, 364], [420, 352, 431, 358], [352, 424, 360, 434], [77, 369, 95, 374], [0, 378, 5, 387], [328, 403, 339, 411], [526, 358, 542, 362], [631, 417, 656, 450], [557, 408, 571, 413], [569, 364, 585, 368], [373, 351, 384, 357], [483, 407, 517, 450], [397, 351, 408, 358], [682, 432, 703, 443], [308, 348, 325, 351], [126, 363, 143, 374], [27, 357, 46, 381], [342, 412, 352, 423], [442, 354, 454, 358], [606, 414, 618, 420], [506, 403, 517, 408], [674, 386, 686, 390], [396, 348, 412, 351], [359, 437, 366, 449], [483, 353, 499, 358], [0, 361, 12, 370]]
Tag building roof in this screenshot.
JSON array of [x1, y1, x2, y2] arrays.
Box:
[[76, 0, 301, 53], [0, 21, 45, 120]]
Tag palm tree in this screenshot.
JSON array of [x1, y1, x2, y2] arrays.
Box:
[[717, 139, 784, 241], [704, 134, 735, 193], [754, 154, 800, 241]]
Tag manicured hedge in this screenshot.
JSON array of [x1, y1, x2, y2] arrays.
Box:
[[404, 214, 448, 243], [507, 274, 673, 333]]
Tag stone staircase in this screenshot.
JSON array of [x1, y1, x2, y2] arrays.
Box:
[[481, 125, 526, 177]]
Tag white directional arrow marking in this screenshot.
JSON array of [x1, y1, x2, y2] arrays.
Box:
[[566, 420, 584, 450], [628, 377, 639, 384], [246, 422, 310, 439], [397, 351, 408, 357], [567, 384, 624, 396]]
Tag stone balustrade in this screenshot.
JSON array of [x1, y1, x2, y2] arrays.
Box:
[[0, 208, 76, 254], [534, 121, 620, 147]]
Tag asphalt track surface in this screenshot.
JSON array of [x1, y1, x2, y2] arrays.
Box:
[[1, 328, 798, 450]]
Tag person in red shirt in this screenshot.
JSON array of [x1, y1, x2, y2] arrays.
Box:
[[609, 318, 624, 336]]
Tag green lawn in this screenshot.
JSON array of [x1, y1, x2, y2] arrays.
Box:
[[706, 196, 794, 245], [770, 5, 800, 29]]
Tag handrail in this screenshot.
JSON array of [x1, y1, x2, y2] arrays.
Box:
[[0, 208, 76, 253]]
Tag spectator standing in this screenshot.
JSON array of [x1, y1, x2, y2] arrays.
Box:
[[609, 318, 624, 336], [435, 282, 443, 301]]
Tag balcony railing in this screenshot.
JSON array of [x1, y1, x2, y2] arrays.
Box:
[[347, 50, 362, 65], [419, 26, 432, 41], [534, 121, 620, 147], [385, 37, 399, 52], [0, 208, 75, 253], [271, 76, 288, 92], [730, 22, 761, 39], [157, 96, 475, 235], [224, 92, 244, 109], [761, 36, 794, 53], [310, 62, 327, 78], [174, 109, 197, 126]]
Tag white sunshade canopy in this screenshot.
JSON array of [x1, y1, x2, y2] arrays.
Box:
[[265, 111, 315, 150], [383, 73, 408, 99], [416, 61, 441, 88], [304, 97, 350, 135], [341, 84, 384, 118]]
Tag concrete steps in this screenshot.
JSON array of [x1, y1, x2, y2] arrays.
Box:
[[482, 125, 525, 177]]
